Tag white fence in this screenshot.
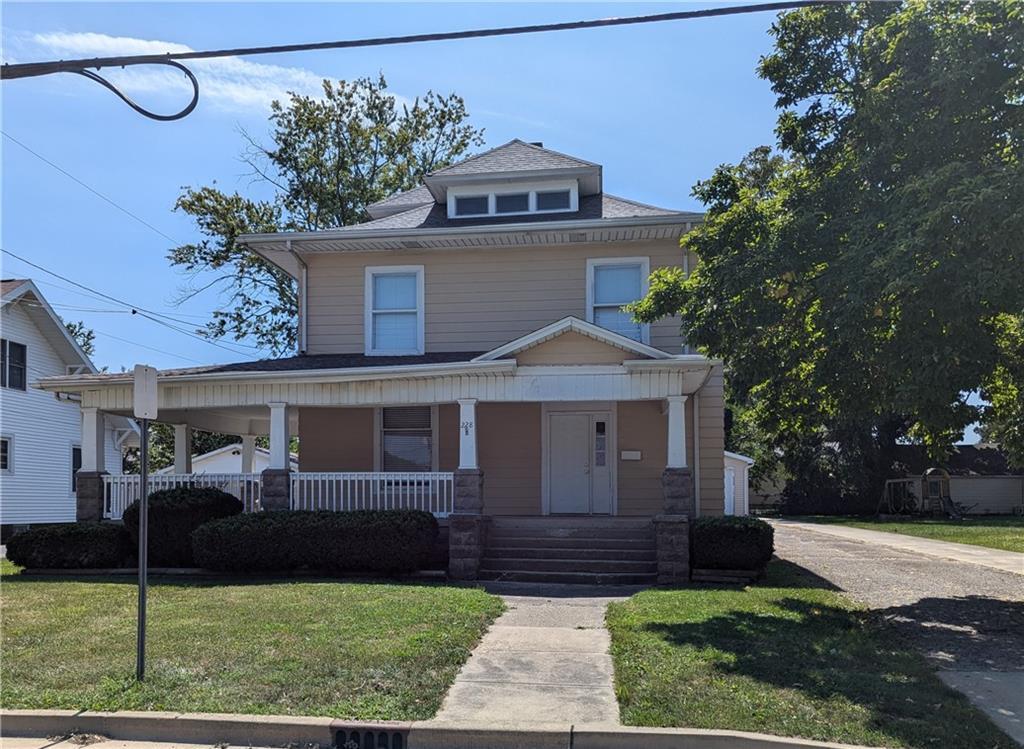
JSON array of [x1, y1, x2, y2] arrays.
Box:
[[290, 472, 455, 516], [102, 473, 262, 519]]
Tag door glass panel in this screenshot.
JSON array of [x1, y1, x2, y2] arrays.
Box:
[[594, 420, 607, 467]]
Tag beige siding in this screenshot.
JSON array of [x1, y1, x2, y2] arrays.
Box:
[[616, 399, 696, 516], [478, 403, 542, 515], [304, 239, 687, 355], [698, 363, 726, 516], [297, 407, 374, 471], [515, 331, 632, 365]]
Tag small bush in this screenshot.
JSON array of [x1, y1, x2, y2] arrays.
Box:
[[192, 510, 439, 574], [5, 522, 132, 569], [692, 516, 774, 571], [123, 486, 242, 567]]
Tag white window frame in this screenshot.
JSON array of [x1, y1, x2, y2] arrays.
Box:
[[364, 265, 425, 356], [0, 434, 13, 473], [586, 257, 651, 345], [372, 405, 440, 472], [447, 180, 579, 219]]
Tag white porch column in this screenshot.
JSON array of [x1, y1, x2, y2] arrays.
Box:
[[173, 424, 193, 474], [240, 435, 256, 473], [268, 402, 290, 470], [666, 395, 688, 469], [458, 398, 478, 470], [80, 407, 106, 473]]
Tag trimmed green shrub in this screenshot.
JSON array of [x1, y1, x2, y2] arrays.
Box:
[[123, 486, 242, 567], [5, 522, 132, 569], [692, 516, 774, 571], [192, 510, 439, 574]]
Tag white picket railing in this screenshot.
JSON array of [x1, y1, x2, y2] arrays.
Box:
[[290, 472, 455, 517], [102, 473, 262, 519]]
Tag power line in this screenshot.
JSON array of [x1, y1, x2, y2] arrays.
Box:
[[2, 248, 261, 354], [0, 1, 827, 120], [2, 131, 181, 246]]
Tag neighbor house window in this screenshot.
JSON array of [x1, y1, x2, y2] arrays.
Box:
[[1, 437, 11, 472], [587, 257, 650, 343], [71, 445, 82, 491], [380, 406, 433, 472], [1, 339, 27, 390], [364, 266, 424, 355], [448, 182, 579, 218]]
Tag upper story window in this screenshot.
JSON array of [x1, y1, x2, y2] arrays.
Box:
[[364, 266, 425, 355], [1, 339, 27, 391], [448, 181, 578, 219], [1, 436, 11, 472], [586, 257, 651, 343]]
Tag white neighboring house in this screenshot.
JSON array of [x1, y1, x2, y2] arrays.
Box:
[[724, 451, 755, 516], [155, 444, 297, 475], [0, 279, 135, 530]]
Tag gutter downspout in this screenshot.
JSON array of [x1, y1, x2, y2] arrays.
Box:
[[287, 239, 309, 355]]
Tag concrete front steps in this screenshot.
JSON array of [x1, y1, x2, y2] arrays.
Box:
[[479, 517, 658, 585]]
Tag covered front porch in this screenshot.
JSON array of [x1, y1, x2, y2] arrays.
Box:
[[41, 317, 723, 582]]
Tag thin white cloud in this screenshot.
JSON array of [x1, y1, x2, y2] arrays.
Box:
[[23, 31, 328, 112]]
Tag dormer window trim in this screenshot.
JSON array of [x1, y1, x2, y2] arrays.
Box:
[[447, 179, 579, 219]]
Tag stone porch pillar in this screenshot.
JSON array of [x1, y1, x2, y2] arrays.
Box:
[[657, 395, 693, 584], [77, 407, 108, 521], [450, 398, 486, 580], [262, 403, 291, 511]]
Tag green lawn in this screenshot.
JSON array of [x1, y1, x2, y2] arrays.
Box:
[[0, 561, 503, 720], [790, 515, 1024, 553], [606, 561, 1015, 749]]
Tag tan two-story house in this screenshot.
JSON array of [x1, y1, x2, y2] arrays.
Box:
[[40, 140, 724, 584]]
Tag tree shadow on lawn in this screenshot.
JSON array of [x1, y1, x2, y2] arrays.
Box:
[[642, 577, 1019, 747]]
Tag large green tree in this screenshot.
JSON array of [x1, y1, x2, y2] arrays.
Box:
[[172, 75, 484, 355], [631, 1, 1024, 500]]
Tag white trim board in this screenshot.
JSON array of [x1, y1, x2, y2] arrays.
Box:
[[473, 316, 670, 362]]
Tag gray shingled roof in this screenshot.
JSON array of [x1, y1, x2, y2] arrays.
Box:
[[338, 193, 687, 233], [366, 184, 434, 214], [428, 139, 597, 176]]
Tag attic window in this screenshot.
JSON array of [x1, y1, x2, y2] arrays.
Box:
[[449, 181, 579, 219]]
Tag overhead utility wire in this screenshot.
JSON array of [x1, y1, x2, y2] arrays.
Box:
[[2, 131, 181, 245], [0, 1, 826, 121], [1, 248, 260, 355]]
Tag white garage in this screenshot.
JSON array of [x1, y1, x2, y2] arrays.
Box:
[[724, 451, 755, 516]]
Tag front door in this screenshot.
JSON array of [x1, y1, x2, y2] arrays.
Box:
[[548, 411, 613, 514]]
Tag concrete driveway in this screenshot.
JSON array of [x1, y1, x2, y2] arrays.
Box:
[[769, 520, 1024, 745]]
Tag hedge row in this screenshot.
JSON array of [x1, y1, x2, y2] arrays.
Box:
[[5, 522, 132, 569], [691, 516, 774, 570], [192, 510, 439, 574]]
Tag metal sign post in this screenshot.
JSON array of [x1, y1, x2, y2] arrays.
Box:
[[133, 365, 158, 682]]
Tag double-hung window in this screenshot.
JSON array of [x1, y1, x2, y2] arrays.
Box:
[[1, 339, 27, 390], [586, 258, 650, 343], [380, 406, 434, 472], [365, 266, 424, 355], [1, 437, 11, 472]]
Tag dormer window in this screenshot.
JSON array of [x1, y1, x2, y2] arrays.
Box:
[[448, 181, 579, 218]]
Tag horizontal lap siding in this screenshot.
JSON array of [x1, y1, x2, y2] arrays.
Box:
[[297, 407, 374, 471], [616, 400, 694, 516], [478, 403, 541, 515], [698, 363, 726, 516], [304, 240, 687, 355], [515, 332, 631, 365]]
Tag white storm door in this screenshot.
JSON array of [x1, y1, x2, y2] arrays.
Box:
[[724, 466, 736, 515], [549, 413, 592, 514]]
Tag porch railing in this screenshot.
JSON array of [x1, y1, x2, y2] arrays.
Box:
[[102, 473, 262, 519], [290, 472, 454, 517]]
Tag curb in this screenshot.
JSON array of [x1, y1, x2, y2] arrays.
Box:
[[1, 710, 883, 749]]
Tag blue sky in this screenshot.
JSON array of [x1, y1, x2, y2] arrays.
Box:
[[3, 2, 785, 371]]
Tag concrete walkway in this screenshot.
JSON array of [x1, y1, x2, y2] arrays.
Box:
[[771, 519, 1024, 576], [433, 583, 639, 726]]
